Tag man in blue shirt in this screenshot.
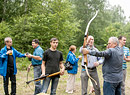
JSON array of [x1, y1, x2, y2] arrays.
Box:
[[0, 37, 26, 95], [118, 36, 130, 95], [26, 39, 44, 95]]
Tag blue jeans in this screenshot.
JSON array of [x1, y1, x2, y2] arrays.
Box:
[[42, 77, 59, 95], [33, 65, 42, 95], [103, 81, 122, 95]]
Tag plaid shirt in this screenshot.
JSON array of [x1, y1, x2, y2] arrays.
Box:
[[123, 46, 130, 69]]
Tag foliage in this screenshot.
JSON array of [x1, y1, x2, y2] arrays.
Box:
[[17, 57, 30, 70], [122, 22, 130, 48], [0, 22, 12, 49], [102, 23, 122, 42], [0, 0, 25, 22], [70, 0, 107, 46], [0, 0, 130, 70], [0, 0, 81, 60], [106, 5, 126, 23], [70, 0, 126, 50]]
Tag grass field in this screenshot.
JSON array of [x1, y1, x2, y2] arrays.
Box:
[[0, 63, 130, 95]]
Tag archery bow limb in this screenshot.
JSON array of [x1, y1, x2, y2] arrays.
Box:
[[83, 10, 99, 85], [26, 72, 60, 84]]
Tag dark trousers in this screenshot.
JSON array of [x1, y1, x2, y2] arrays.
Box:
[[103, 81, 121, 95], [3, 67, 16, 95]]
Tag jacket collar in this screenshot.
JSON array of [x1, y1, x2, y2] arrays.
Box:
[[69, 51, 75, 55], [69, 51, 73, 54], [4, 45, 13, 51]]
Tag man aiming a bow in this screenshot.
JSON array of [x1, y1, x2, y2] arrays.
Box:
[[83, 37, 124, 95], [79, 35, 101, 95]]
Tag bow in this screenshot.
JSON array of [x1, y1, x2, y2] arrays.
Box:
[[26, 67, 34, 91], [26, 72, 61, 84], [83, 10, 99, 85]]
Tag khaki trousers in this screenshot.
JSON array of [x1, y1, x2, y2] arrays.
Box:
[[66, 74, 76, 93], [81, 68, 101, 95], [121, 69, 126, 95]]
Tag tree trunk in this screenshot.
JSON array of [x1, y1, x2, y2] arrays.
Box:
[[25, 0, 27, 13], [2, 0, 7, 21]]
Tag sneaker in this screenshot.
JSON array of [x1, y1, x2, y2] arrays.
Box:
[[67, 91, 73, 94], [65, 90, 68, 93], [37, 93, 49, 95]]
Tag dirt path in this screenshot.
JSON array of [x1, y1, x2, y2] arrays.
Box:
[[0, 63, 130, 95]]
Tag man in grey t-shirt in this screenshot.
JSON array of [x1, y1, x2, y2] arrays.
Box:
[[82, 37, 124, 95]]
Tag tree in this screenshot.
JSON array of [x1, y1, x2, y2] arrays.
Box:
[[0, 0, 81, 57], [105, 5, 126, 23], [70, 0, 108, 47], [122, 22, 130, 48]]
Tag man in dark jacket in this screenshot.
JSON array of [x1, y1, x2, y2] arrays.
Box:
[[82, 37, 124, 95], [0, 37, 26, 95]]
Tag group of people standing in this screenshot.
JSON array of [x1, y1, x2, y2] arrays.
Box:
[[0, 35, 129, 95], [0, 37, 65, 95], [66, 35, 130, 95]]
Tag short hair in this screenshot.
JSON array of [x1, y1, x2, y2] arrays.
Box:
[[88, 35, 94, 39], [69, 45, 76, 51], [109, 37, 119, 46], [4, 37, 12, 43], [32, 39, 39, 44], [118, 36, 126, 40], [50, 38, 58, 42]]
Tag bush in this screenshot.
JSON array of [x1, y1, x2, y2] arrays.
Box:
[[17, 57, 31, 70]]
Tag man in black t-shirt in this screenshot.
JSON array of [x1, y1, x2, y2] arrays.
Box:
[[41, 38, 65, 95]]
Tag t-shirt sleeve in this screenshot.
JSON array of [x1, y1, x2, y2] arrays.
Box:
[[43, 51, 47, 61], [60, 52, 63, 61], [127, 48, 130, 56]]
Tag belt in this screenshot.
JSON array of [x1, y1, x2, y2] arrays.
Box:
[[82, 66, 96, 70], [32, 64, 41, 67]]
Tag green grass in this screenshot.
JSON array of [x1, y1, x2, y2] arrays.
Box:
[[0, 63, 130, 95]]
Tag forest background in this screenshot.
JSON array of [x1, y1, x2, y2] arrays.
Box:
[[0, 0, 130, 69]]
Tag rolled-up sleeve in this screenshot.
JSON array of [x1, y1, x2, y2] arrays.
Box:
[[79, 46, 83, 53], [36, 49, 43, 58]]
